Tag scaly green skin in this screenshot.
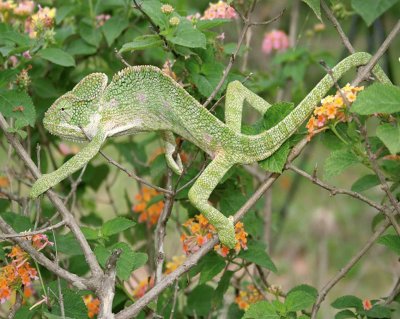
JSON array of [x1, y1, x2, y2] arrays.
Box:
[[30, 52, 391, 248]]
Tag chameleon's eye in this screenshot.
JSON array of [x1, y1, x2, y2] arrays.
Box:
[[61, 108, 65, 111]]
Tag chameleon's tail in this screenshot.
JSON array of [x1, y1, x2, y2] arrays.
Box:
[[256, 52, 392, 157]]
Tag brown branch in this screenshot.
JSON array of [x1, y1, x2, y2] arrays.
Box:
[[0, 220, 66, 239], [0, 113, 103, 281], [311, 219, 391, 318]]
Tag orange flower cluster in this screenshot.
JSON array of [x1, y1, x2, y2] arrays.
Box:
[[0, 246, 38, 304], [363, 299, 372, 311], [0, 176, 10, 188], [235, 285, 264, 310], [306, 84, 364, 140], [132, 187, 164, 226], [180, 215, 248, 256], [132, 277, 154, 299], [83, 294, 100, 318]]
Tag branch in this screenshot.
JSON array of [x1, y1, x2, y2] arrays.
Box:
[[311, 219, 392, 318], [0, 220, 66, 239], [114, 138, 309, 319], [0, 114, 103, 282]]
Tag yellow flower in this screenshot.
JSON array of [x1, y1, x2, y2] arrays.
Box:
[[161, 4, 174, 14], [169, 16, 180, 26]]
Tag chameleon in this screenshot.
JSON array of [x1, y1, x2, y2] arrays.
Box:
[[30, 52, 391, 248]]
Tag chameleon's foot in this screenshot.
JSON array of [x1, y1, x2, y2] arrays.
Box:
[[30, 174, 51, 198], [217, 216, 236, 249], [166, 153, 184, 175]]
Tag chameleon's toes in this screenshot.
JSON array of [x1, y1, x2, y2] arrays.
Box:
[[166, 154, 184, 175], [218, 217, 236, 249]]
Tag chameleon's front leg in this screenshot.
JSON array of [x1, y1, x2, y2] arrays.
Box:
[[161, 131, 183, 175], [30, 130, 107, 198], [188, 155, 236, 248]]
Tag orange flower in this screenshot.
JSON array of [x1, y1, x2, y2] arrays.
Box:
[[83, 295, 100, 318], [181, 214, 247, 257], [132, 187, 164, 226], [235, 285, 264, 310], [0, 176, 10, 188], [132, 277, 154, 299], [363, 299, 372, 311], [307, 84, 363, 140], [31, 234, 54, 251]]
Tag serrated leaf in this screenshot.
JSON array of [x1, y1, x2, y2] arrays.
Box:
[[242, 301, 279, 319], [263, 102, 295, 129], [196, 18, 231, 31], [101, 217, 136, 237], [377, 234, 400, 255], [212, 271, 234, 308], [285, 290, 316, 311], [102, 16, 129, 46], [376, 123, 400, 155], [351, 0, 399, 26], [324, 149, 359, 179], [259, 140, 290, 173], [168, 20, 206, 49], [302, 0, 322, 21], [334, 309, 357, 319], [38, 48, 75, 67], [331, 295, 363, 310], [0, 90, 36, 129], [351, 174, 380, 192], [364, 304, 392, 318], [238, 240, 277, 272], [199, 254, 226, 284], [140, 0, 167, 28], [352, 83, 400, 115], [79, 21, 102, 47], [119, 35, 163, 53]]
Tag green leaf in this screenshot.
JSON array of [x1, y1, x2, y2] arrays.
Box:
[[67, 39, 97, 56], [79, 20, 102, 47], [377, 234, 400, 255], [334, 310, 357, 319], [168, 20, 206, 49], [364, 304, 392, 318], [38, 48, 76, 67], [81, 164, 110, 190], [238, 240, 277, 272], [101, 217, 136, 237], [55, 6, 74, 24], [102, 16, 129, 46], [242, 301, 279, 319], [263, 102, 295, 129], [352, 83, 400, 115], [331, 295, 363, 310], [14, 306, 36, 319], [196, 19, 231, 31], [119, 35, 163, 53], [81, 226, 100, 240], [1, 212, 32, 232], [44, 313, 74, 319], [212, 271, 234, 308], [302, 0, 322, 21], [140, 0, 168, 28], [376, 123, 400, 155], [186, 285, 214, 317], [285, 290, 316, 312], [351, 174, 380, 192], [53, 233, 83, 256], [0, 90, 36, 129], [199, 254, 226, 284], [351, 0, 399, 26], [94, 242, 148, 281], [324, 149, 359, 179], [259, 140, 290, 173]]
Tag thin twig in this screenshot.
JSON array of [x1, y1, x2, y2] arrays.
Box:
[[0, 220, 66, 239]]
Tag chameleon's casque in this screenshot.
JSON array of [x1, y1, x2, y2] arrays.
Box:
[[30, 52, 392, 248]]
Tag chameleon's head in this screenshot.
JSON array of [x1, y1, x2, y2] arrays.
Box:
[[43, 73, 108, 141]]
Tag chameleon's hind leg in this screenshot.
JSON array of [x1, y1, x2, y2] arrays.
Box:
[[225, 80, 272, 132], [161, 131, 183, 175], [188, 155, 236, 248]]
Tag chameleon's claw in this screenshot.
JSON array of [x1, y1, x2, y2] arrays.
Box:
[[166, 153, 184, 175], [217, 216, 236, 249], [30, 174, 51, 198]]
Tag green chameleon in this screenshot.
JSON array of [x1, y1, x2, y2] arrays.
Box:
[[30, 52, 391, 248]]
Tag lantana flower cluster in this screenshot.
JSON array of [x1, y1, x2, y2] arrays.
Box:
[[180, 214, 248, 257], [235, 284, 264, 310], [83, 294, 100, 318], [262, 30, 289, 55], [202, 1, 237, 20], [0, 234, 53, 304], [132, 187, 164, 226], [306, 84, 364, 140]]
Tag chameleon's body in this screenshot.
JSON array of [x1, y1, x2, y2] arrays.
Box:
[[30, 52, 391, 248]]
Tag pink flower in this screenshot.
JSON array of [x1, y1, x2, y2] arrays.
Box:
[[8, 56, 18, 67], [96, 14, 111, 27], [202, 1, 237, 20], [22, 50, 32, 59], [262, 30, 289, 55]]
